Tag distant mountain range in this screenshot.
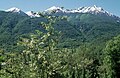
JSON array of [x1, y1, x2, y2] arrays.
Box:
[[0, 5, 120, 51], [4, 5, 120, 18]]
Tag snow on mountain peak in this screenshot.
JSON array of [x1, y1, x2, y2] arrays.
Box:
[[4, 5, 116, 18], [26, 11, 40, 17], [44, 5, 113, 16], [5, 7, 28, 16], [45, 6, 64, 13], [6, 7, 22, 13], [45, 6, 62, 11], [72, 5, 105, 14]]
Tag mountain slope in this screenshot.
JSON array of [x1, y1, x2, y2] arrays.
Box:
[[0, 11, 46, 51], [5, 7, 28, 16], [0, 6, 120, 50]]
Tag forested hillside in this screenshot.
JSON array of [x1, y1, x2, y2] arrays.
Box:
[[0, 11, 120, 51], [0, 9, 120, 78]]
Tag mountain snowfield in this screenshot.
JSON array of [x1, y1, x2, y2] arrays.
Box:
[[45, 5, 114, 17], [5, 7, 27, 16], [5, 7, 21, 13], [5, 5, 119, 18], [26, 11, 40, 17]]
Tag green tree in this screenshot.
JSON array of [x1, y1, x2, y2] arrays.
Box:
[[103, 35, 120, 78]]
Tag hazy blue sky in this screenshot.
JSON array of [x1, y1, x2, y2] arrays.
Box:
[[0, 0, 120, 16]]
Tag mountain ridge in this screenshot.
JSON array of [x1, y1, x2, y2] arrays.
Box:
[[0, 6, 120, 50], [5, 7, 27, 16], [4, 5, 120, 18]]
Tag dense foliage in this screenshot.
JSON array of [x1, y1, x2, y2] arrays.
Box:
[[0, 16, 101, 78], [103, 35, 120, 78], [0, 11, 120, 78], [0, 11, 120, 51]]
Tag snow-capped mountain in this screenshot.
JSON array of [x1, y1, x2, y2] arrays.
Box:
[[26, 11, 40, 17], [45, 6, 64, 13], [44, 5, 113, 16], [4, 5, 119, 18], [6, 7, 21, 13], [5, 7, 27, 16], [67, 5, 105, 13]]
